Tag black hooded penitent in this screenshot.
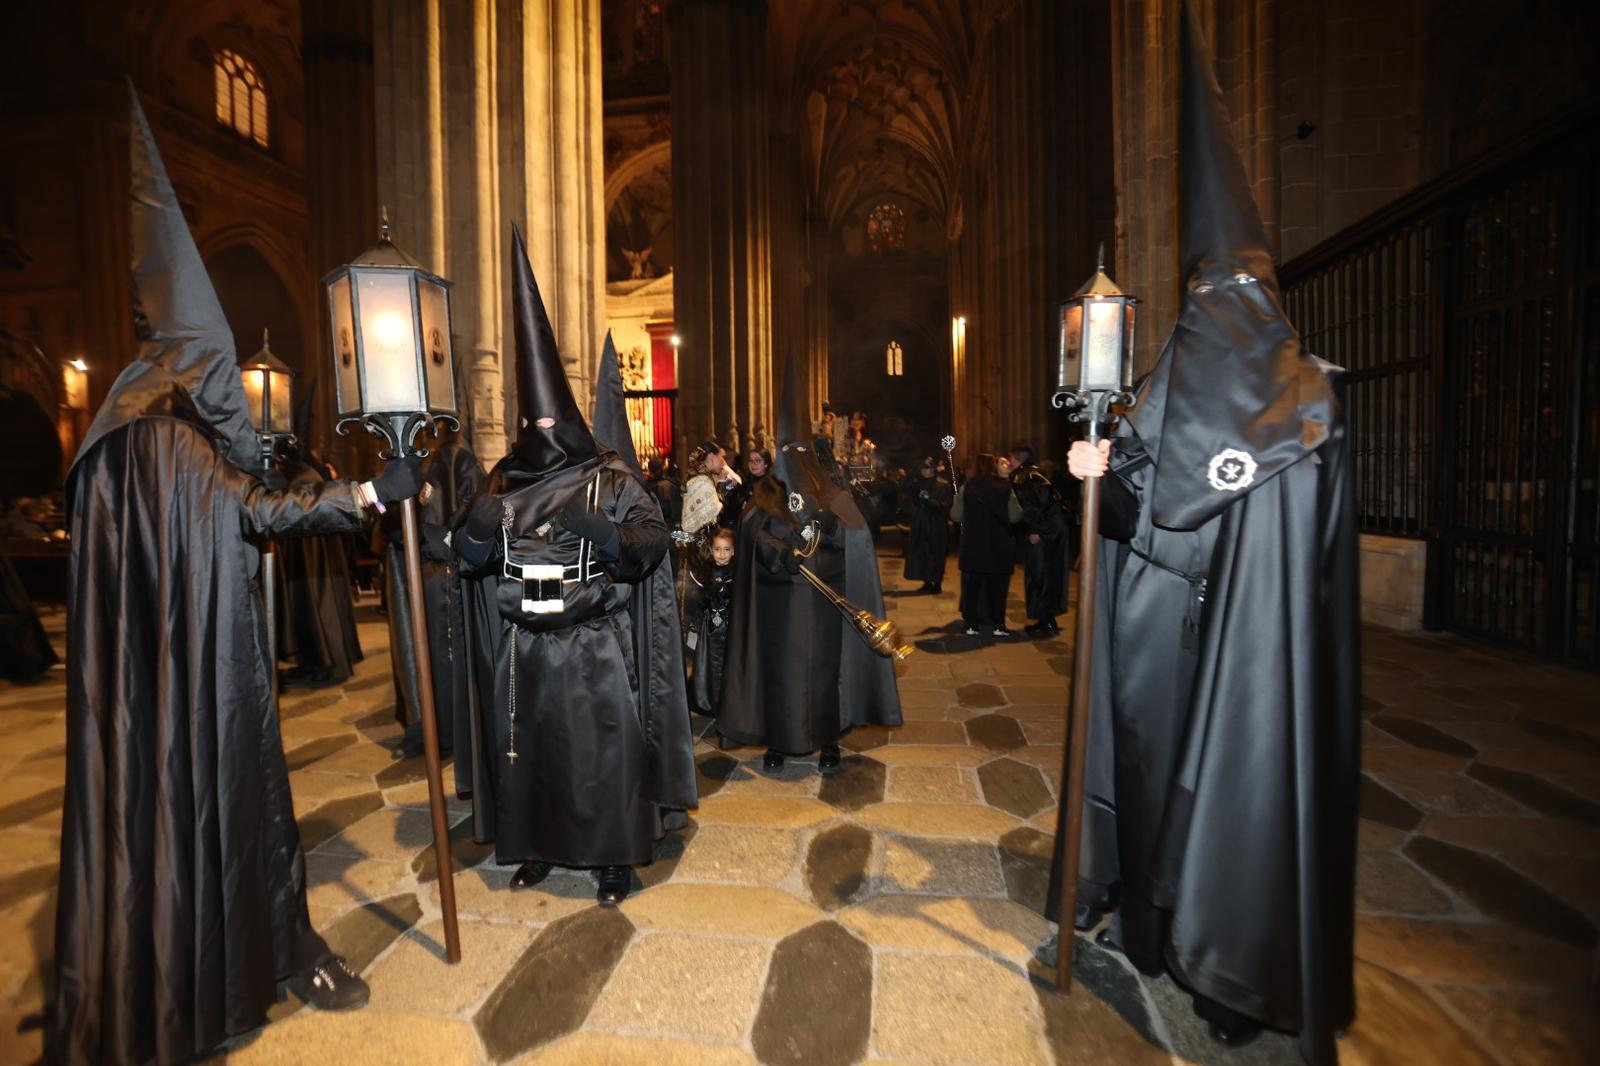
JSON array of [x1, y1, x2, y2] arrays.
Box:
[[453, 227, 695, 865], [54, 90, 368, 1066], [717, 346, 902, 753], [1048, 6, 1359, 1064]]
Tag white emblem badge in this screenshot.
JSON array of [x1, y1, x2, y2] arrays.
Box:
[[1207, 448, 1257, 492], [788, 492, 805, 514]]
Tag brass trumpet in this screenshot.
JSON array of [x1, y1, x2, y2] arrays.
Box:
[[796, 563, 915, 661]]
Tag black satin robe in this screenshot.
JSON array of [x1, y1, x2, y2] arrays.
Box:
[[385, 442, 485, 767], [455, 456, 696, 867], [55, 417, 364, 1066], [1012, 465, 1070, 621], [718, 482, 902, 753], [1048, 371, 1359, 1059], [684, 561, 733, 715], [902, 475, 952, 585], [276, 457, 363, 686]]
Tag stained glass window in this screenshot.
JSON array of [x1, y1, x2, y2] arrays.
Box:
[[866, 202, 905, 253], [886, 340, 903, 376], [214, 49, 269, 148]]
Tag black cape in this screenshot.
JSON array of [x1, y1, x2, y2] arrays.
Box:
[[385, 438, 485, 765], [901, 474, 952, 585], [717, 459, 903, 752], [54, 90, 368, 1066], [683, 559, 734, 715], [455, 452, 697, 864], [276, 455, 364, 686]]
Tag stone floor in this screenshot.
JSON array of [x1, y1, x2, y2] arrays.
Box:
[[1, 552, 1597, 1065]]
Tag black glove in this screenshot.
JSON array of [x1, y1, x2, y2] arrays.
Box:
[[372, 455, 424, 504], [420, 523, 450, 562], [464, 494, 504, 541], [815, 508, 839, 532], [781, 546, 802, 574], [557, 500, 614, 545]]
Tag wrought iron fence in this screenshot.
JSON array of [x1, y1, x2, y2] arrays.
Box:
[[1281, 108, 1599, 664]]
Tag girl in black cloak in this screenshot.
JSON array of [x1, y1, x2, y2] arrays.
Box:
[[954, 453, 1021, 636], [683, 526, 736, 715], [902, 456, 953, 593]]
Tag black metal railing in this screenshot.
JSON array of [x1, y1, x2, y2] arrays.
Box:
[[1281, 105, 1600, 664]]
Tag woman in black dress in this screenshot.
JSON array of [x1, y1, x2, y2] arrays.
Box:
[[955, 453, 1021, 636], [902, 457, 953, 593]]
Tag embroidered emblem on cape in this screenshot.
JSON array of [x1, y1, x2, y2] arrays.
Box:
[[1207, 448, 1257, 492], [787, 492, 805, 514]]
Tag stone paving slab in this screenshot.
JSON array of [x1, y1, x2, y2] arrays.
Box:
[[2, 560, 1596, 1065]]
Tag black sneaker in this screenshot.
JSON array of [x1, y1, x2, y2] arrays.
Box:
[[963, 625, 982, 636], [817, 745, 842, 774], [992, 626, 1012, 638], [1023, 622, 1051, 638], [290, 953, 370, 1012], [762, 750, 786, 772], [596, 865, 631, 906]]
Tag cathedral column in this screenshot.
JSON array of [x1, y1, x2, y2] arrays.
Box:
[[374, 0, 607, 466], [669, 0, 773, 457], [303, 0, 378, 474]]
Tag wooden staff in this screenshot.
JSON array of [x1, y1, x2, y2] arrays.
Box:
[[1055, 423, 1104, 992], [400, 493, 461, 963]]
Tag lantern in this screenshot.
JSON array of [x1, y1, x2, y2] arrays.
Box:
[[239, 328, 296, 463], [1056, 243, 1137, 397], [322, 211, 459, 457]]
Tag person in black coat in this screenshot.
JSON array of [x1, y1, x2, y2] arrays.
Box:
[[955, 453, 1020, 636], [1010, 445, 1072, 637], [902, 457, 952, 593]]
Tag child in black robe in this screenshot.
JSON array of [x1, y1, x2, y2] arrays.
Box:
[[684, 527, 736, 715]]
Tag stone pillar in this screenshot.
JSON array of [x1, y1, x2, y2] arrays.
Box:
[[303, 0, 378, 473], [669, 0, 773, 456], [374, 0, 607, 466]]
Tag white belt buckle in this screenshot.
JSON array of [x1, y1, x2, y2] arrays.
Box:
[[521, 563, 565, 614]]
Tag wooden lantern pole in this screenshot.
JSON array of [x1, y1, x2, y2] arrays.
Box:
[[1054, 417, 1103, 993], [399, 491, 461, 963]]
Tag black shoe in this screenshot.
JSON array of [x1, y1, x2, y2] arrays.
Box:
[[510, 861, 552, 888], [596, 865, 631, 906], [818, 745, 842, 774], [1023, 622, 1050, 638], [1207, 1018, 1263, 1048], [290, 953, 370, 1012], [1072, 902, 1107, 932], [1043, 619, 1060, 635], [1095, 912, 1125, 952], [992, 626, 1012, 638], [931, 583, 942, 594], [763, 750, 786, 772], [963, 625, 982, 636]]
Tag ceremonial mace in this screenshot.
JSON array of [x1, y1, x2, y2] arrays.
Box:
[[940, 433, 958, 488], [240, 329, 296, 700], [324, 213, 462, 963], [1049, 245, 1137, 992]]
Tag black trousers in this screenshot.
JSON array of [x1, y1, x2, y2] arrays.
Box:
[[960, 570, 1011, 628]]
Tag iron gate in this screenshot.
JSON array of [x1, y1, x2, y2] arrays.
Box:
[[1282, 111, 1600, 664]]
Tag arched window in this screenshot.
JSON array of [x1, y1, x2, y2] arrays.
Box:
[[866, 202, 905, 253], [214, 49, 269, 148], [885, 340, 903, 377]]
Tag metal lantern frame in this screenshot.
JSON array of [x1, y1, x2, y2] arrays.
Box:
[[239, 328, 297, 467], [322, 215, 461, 460], [1052, 244, 1139, 436]]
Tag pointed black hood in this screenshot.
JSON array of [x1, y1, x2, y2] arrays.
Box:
[[591, 330, 640, 476], [508, 224, 598, 477], [73, 87, 261, 477], [1126, 3, 1336, 531], [770, 342, 831, 510]]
